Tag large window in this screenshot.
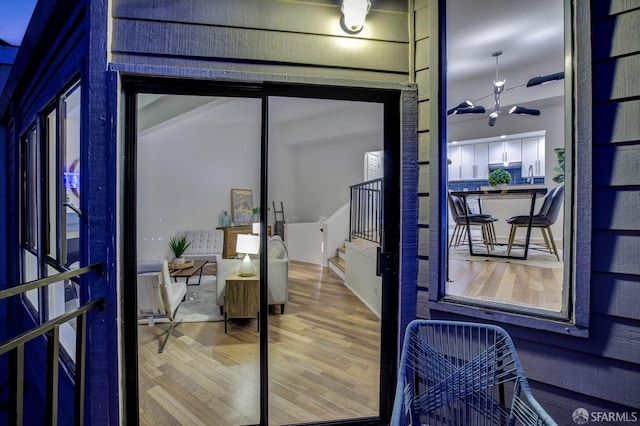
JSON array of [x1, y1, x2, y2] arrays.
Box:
[[432, 0, 589, 333], [20, 81, 82, 362]]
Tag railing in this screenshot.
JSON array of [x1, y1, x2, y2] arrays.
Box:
[[349, 178, 383, 245], [0, 263, 104, 426]]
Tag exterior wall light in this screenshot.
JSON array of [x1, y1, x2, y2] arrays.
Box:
[[341, 0, 371, 34]]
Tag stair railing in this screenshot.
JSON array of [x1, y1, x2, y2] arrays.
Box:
[[349, 178, 383, 245], [0, 263, 104, 425]]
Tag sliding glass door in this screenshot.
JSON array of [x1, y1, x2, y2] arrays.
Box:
[[266, 96, 384, 423], [124, 79, 400, 425], [135, 93, 263, 424]]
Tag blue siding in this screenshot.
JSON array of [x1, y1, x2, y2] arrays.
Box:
[[424, 0, 640, 419], [0, 0, 119, 424]]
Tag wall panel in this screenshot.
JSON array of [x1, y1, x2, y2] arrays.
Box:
[[591, 273, 640, 320], [593, 99, 640, 143], [593, 144, 640, 186], [592, 232, 640, 275], [592, 9, 640, 59], [112, 20, 408, 73], [593, 189, 640, 230], [113, 0, 408, 42], [111, 0, 410, 83], [110, 53, 408, 84], [593, 55, 640, 102]]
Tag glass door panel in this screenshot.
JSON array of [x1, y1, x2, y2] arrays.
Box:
[[62, 85, 81, 268], [267, 96, 383, 424], [136, 94, 262, 425]]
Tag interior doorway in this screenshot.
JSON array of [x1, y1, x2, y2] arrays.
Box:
[[123, 78, 401, 425]]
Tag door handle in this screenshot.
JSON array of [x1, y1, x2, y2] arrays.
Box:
[[376, 247, 396, 277]]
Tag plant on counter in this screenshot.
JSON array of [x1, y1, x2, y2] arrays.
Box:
[[168, 235, 191, 263], [488, 168, 512, 187], [552, 147, 565, 183]]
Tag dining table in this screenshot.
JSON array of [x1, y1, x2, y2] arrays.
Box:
[[450, 187, 548, 260]]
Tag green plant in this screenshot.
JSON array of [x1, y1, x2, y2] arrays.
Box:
[[168, 236, 191, 258], [552, 147, 565, 183], [252, 206, 260, 215], [488, 168, 512, 187]]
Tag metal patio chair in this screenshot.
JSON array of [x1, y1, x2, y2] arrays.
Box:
[[391, 320, 557, 426]]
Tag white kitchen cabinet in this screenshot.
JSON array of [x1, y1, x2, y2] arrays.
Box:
[[448, 145, 462, 181], [448, 143, 488, 181], [474, 143, 489, 179], [460, 145, 475, 179], [462, 143, 489, 179], [489, 139, 522, 165], [521, 136, 545, 178]]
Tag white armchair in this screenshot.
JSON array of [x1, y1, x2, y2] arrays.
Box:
[[137, 259, 187, 353], [216, 236, 289, 314]]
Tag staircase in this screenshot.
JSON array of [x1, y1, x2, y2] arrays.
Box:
[[328, 245, 346, 280]]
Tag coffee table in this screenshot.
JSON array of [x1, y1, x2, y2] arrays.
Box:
[[168, 259, 208, 286]]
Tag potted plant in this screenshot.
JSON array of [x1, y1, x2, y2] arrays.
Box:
[[552, 147, 565, 183], [168, 235, 191, 264], [488, 168, 512, 188]]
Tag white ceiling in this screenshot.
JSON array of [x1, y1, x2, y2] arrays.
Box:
[[446, 0, 565, 111]]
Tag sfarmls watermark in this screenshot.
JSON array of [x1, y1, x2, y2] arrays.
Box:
[[572, 408, 638, 424]]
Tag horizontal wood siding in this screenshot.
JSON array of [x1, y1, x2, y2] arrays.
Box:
[[414, 0, 432, 316], [420, 0, 640, 418], [113, 0, 408, 41], [111, 0, 409, 82], [530, 1, 640, 413]]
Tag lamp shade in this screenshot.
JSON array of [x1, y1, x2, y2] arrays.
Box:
[[237, 234, 260, 277], [236, 234, 260, 255]]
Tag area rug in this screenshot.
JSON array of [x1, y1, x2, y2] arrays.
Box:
[[175, 276, 224, 322]]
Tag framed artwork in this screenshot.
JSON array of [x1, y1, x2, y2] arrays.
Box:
[[230, 189, 253, 225]]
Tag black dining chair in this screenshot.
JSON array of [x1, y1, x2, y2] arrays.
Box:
[[506, 184, 565, 260], [448, 193, 498, 252]]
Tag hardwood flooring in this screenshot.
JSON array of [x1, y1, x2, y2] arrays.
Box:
[[137, 261, 381, 425], [447, 253, 563, 311]]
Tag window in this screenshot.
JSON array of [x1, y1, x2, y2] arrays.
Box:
[[431, 0, 590, 334], [22, 126, 40, 312], [20, 80, 83, 362]]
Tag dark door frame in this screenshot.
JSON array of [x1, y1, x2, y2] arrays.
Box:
[[122, 76, 401, 425]]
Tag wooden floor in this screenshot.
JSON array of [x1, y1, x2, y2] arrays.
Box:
[[447, 253, 563, 311], [138, 261, 381, 425]]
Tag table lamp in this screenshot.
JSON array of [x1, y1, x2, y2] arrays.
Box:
[[236, 234, 260, 277]]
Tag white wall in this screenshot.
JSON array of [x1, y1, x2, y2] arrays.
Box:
[[345, 242, 381, 318], [137, 98, 262, 259], [269, 100, 384, 222], [290, 132, 382, 221], [137, 97, 384, 260]]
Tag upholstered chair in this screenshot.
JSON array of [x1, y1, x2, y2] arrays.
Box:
[[137, 259, 187, 352]]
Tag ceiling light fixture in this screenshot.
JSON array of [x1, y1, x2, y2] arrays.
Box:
[[341, 0, 371, 34], [447, 50, 562, 127], [526, 71, 565, 87], [509, 105, 541, 116], [446, 100, 486, 116]]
